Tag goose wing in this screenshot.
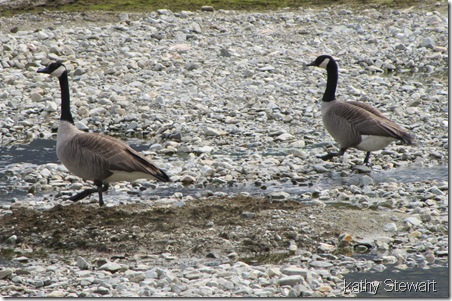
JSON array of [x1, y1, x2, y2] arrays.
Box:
[[333, 101, 412, 144], [71, 133, 170, 182], [347, 101, 388, 118]]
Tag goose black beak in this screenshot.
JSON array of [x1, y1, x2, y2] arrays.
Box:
[[306, 61, 316, 67], [37, 67, 49, 73]]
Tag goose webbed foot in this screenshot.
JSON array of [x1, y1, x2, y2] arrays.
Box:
[[68, 181, 109, 206], [69, 188, 97, 202], [317, 148, 347, 162]]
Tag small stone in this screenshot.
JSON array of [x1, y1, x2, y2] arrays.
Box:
[[313, 164, 329, 173], [352, 165, 372, 174], [0, 269, 13, 279], [13, 256, 29, 263], [184, 272, 203, 280], [157, 9, 172, 15], [258, 65, 275, 72], [428, 186, 444, 195], [76, 256, 91, 270], [93, 286, 110, 295], [6, 235, 17, 245], [382, 255, 398, 264], [47, 291, 65, 298], [359, 175, 374, 186], [269, 191, 290, 200], [383, 222, 397, 232], [181, 175, 196, 185], [185, 62, 200, 71], [309, 261, 333, 268], [99, 262, 125, 273], [419, 37, 435, 49], [268, 267, 282, 278], [278, 275, 303, 286], [201, 5, 214, 12], [119, 13, 129, 22], [30, 92, 43, 102], [317, 243, 336, 253], [45, 101, 58, 112], [404, 217, 422, 227], [218, 278, 234, 290], [203, 127, 227, 136], [227, 252, 238, 260], [274, 133, 294, 141], [220, 48, 232, 57], [280, 266, 308, 276], [126, 271, 146, 283]]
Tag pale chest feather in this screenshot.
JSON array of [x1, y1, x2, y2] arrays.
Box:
[[56, 121, 80, 156], [56, 121, 87, 175], [320, 101, 340, 135]]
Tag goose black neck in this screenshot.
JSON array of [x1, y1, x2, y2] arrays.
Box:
[[58, 71, 74, 124], [323, 61, 338, 102]]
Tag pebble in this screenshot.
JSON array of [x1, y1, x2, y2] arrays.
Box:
[[98, 262, 125, 273], [383, 222, 398, 232], [76, 256, 91, 270], [0, 269, 13, 279]]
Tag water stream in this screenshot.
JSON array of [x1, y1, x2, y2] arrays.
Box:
[[0, 139, 448, 202]]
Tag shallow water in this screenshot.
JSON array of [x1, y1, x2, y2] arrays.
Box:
[[0, 139, 448, 204]]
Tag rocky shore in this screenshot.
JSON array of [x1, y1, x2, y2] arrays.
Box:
[[0, 3, 448, 297]]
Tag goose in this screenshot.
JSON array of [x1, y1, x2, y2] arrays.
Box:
[[306, 55, 413, 165], [37, 61, 171, 206]]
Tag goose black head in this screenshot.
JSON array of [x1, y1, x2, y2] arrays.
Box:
[[37, 60, 66, 77], [306, 55, 335, 69]]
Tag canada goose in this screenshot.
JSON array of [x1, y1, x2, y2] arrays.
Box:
[[306, 55, 413, 165], [37, 61, 171, 206]]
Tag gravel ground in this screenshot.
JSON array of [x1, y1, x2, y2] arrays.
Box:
[[0, 3, 449, 297]]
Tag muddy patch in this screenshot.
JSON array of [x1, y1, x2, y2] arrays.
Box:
[[0, 196, 408, 263]]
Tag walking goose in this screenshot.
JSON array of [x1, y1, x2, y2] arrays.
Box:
[[306, 55, 413, 165], [37, 61, 170, 206]]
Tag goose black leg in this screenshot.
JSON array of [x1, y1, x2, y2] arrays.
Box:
[[69, 180, 109, 206], [363, 151, 371, 166], [317, 148, 347, 161], [96, 181, 109, 207]]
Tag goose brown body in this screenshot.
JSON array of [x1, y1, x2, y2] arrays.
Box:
[[38, 61, 170, 206], [307, 55, 413, 165], [56, 121, 170, 184]]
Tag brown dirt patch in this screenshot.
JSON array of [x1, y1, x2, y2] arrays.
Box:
[[0, 196, 408, 263]]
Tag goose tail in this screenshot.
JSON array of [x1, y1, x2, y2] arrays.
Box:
[[400, 132, 414, 145], [154, 168, 171, 182]]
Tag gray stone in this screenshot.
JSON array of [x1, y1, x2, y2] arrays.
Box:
[[76, 256, 91, 270], [419, 37, 435, 49], [384, 222, 398, 232], [0, 269, 13, 279], [98, 262, 125, 273], [280, 266, 309, 276], [278, 275, 303, 286]]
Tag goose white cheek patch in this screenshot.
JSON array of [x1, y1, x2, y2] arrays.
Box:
[[319, 58, 330, 69], [51, 65, 66, 77]]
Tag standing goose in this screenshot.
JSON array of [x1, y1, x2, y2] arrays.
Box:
[[37, 61, 170, 206], [306, 55, 413, 165]]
